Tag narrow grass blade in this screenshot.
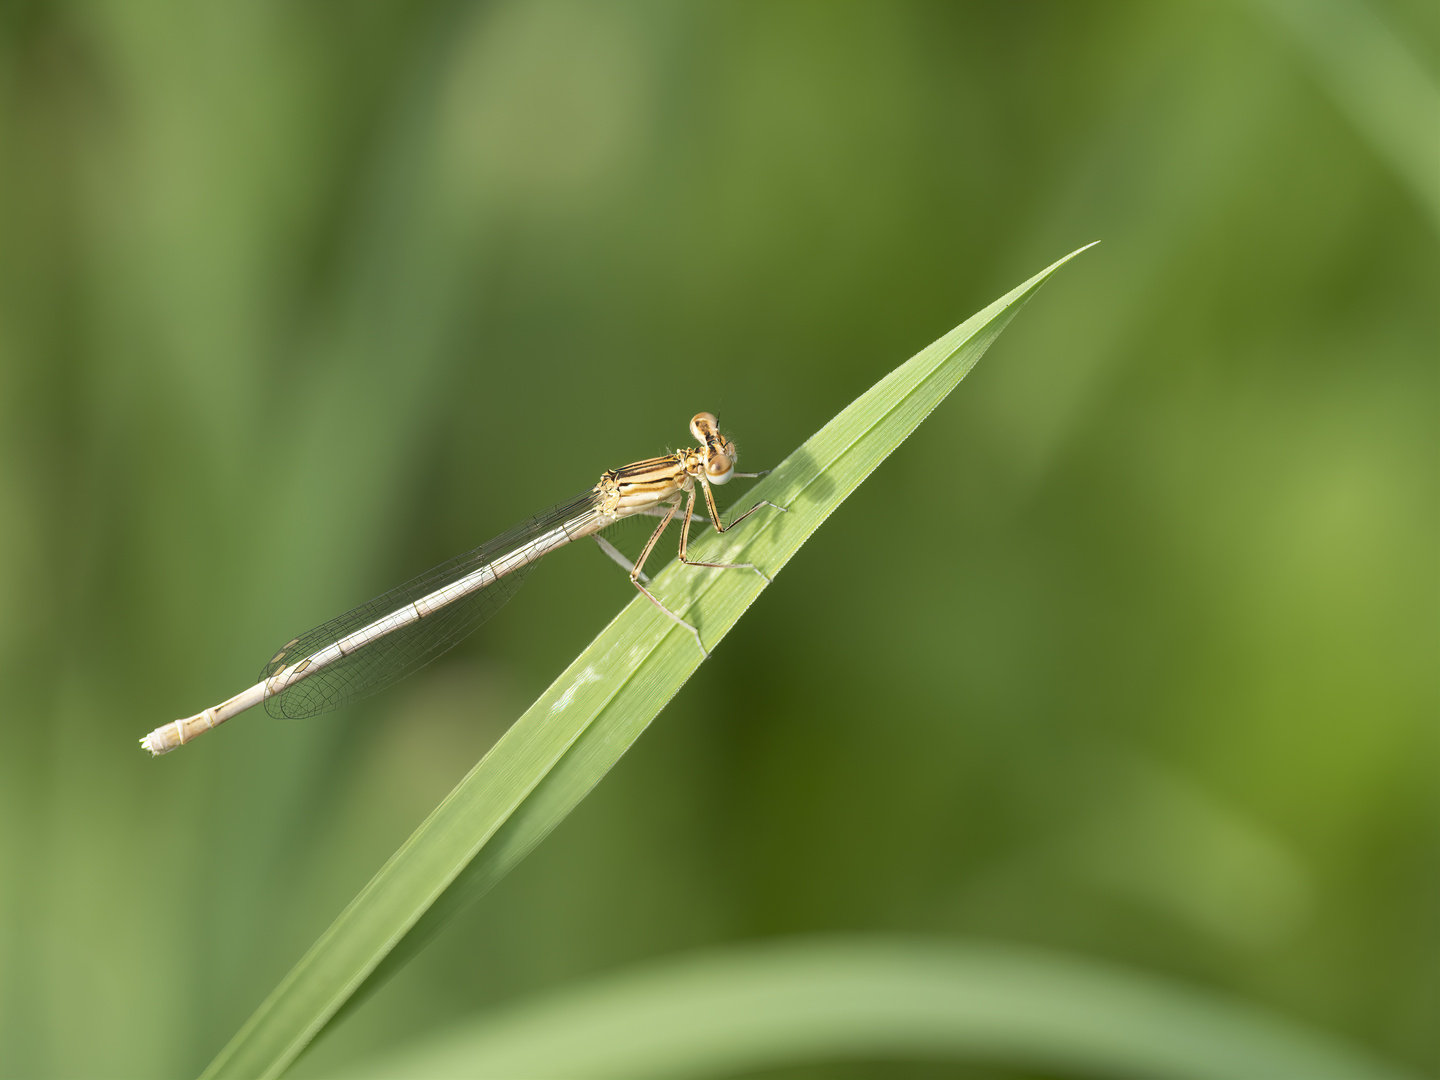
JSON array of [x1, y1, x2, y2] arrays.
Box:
[[334, 938, 1423, 1080], [202, 243, 1098, 1079]]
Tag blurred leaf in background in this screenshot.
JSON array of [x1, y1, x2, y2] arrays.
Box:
[[0, 2, 1433, 1079]]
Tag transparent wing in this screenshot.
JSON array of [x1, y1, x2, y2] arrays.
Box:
[[261, 490, 604, 719]]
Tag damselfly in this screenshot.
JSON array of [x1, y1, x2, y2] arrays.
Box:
[[140, 412, 783, 756]]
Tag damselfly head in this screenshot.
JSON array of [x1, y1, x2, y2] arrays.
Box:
[[691, 411, 737, 484], [690, 412, 720, 442]]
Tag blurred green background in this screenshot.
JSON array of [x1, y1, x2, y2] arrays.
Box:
[[0, 1, 1435, 1077]]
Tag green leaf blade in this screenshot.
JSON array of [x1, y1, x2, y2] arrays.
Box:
[[202, 243, 1097, 1080], [336, 938, 1424, 1080]]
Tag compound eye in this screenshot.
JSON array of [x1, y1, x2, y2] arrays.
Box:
[[690, 412, 719, 442], [706, 452, 734, 485]]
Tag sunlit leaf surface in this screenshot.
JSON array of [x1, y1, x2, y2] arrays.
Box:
[[203, 246, 1096, 1079]]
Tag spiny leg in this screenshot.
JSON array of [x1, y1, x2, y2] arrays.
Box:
[[628, 496, 709, 656], [677, 477, 787, 581], [628, 475, 788, 655], [634, 503, 705, 531], [701, 475, 787, 534], [678, 485, 757, 574], [594, 534, 649, 584]]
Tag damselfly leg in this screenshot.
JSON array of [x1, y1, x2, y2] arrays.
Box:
[[593, 534, 650, 583], [624, 481, 787, 656]]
